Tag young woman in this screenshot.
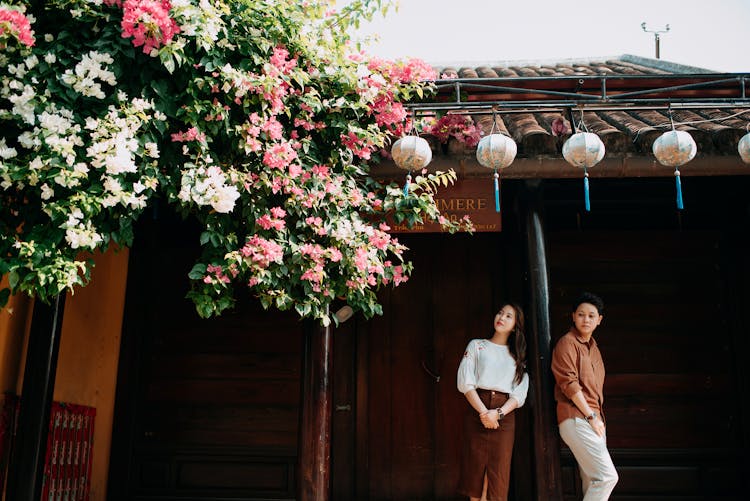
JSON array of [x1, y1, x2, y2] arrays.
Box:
[[551, 292, 618, 500], [456, 303, 529, 501]]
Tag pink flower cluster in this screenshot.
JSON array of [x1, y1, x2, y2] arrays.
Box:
[[171, 126, 206, 143], [256, 206, 286, 231], [370, 94, 408, 133], [429, 114, 482, 147], [367, 57, 437, 84], [262, 141, 298, 171], [268, 46, 298, 77], [236, 47, 297, 114], [298, 243, 342, 292], [390, 264, 408, 286], [120, 0, 180, 55], [340, 132, 376, 160], [240, 235, 284, 269], [0, 7, 35, 47], [368, 224, 392, 250], [202, 264, 237, 285]]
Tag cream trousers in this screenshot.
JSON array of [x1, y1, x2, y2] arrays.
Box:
[[559, 417, 619, 501]]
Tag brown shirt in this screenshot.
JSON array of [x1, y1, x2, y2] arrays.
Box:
[[551, 330, 606, 424]]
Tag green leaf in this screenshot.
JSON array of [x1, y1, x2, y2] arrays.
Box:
[[8, 271, 19, 290], [188, 263, 207, 280]]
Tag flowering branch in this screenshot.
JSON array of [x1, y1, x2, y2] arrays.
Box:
[[0, 0, 465, 326]]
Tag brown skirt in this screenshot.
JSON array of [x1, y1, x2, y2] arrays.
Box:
[[457, 389, 516, 501]]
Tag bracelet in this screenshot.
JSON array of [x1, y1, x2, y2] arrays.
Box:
[[496, 408, 505, 420]]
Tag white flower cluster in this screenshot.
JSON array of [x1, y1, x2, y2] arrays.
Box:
[[61, 51, 117, 99], [171, 0, 227, 52], [329, 216, 372, 243], [8, 105, 86, 189], [85, 101, 161, 209], [1, 52, 41, 124], [60, 208, 103, 250], [178, 161, 240, 213], [0, 138, 19, 190]]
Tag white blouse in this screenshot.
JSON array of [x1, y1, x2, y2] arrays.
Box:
[[456, 339, 530, 407]]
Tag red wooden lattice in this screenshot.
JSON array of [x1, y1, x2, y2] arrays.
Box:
[[0, 396, 95, 501], [42, 402, 96, 501]]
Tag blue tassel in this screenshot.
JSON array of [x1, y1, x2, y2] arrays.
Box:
[[494, 175, 500, 213], [675, 171, 684, 210], [583, 175, 591, 212]]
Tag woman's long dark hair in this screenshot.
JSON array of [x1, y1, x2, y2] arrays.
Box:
[[497, 302, 527, 385]]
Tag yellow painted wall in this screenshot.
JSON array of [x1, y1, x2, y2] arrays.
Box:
[[1, 246, 129, 500], [0, 282, 32, 398], [53, 247, 129, 499]]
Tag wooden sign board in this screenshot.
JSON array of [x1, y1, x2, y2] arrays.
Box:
[[389, 177, 502, 233]]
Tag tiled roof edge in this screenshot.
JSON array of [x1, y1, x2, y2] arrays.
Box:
[[619, 54, 718, 74], [428, 55, 623, 70]]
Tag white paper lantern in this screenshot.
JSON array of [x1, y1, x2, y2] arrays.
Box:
[[562, 132, 605, 212], [652, 130, 696, 167], [391, 136, 432, 171], [476, 133, 517, 170], [738, 132, 750, 164], [562, 132, 606, 168], [652, 130, 696, 210]]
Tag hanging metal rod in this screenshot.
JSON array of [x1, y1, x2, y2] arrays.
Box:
[[407, 106, 750, 117], [406, 100, 750, 115], [428, 74, 750, 105]]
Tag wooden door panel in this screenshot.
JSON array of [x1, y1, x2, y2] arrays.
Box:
[[360, 233, 527, 501], [110, 215, 302, 500], [548, 229, 744, 499]]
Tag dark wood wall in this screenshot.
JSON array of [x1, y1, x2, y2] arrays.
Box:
[[109, 176, 750, 501], [108, 213, 302, 500], [544, 177, 750, 500], [334, 230, 532, 501]]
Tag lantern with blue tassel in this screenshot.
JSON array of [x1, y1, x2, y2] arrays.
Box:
[[652, 130, 696, 210], [562, 132, 605, 211], [738, 131, 750, 164], [476, 133, 517, 212], [391, 135, 433, 197]]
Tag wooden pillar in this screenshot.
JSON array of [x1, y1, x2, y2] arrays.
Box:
[[5, 294, 66, 501], [521, 180, 564, 500], [298, 314, 333, 501]]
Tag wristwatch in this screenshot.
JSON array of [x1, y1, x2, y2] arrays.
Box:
[[495, 408, 505, 420], [585, 412, 597, 422]]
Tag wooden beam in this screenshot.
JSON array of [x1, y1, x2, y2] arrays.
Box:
[[5, 294, 66, 501], [298, 315, 333, 501], [521, 180, 564, 500]]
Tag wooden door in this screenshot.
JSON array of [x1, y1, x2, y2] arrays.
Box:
[[109, 213, 303, 500], [341, 232, 532, 501], [544, 177, 750, 500]]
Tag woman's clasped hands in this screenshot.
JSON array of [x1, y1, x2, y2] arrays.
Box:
[[479, 408, 503, 429]]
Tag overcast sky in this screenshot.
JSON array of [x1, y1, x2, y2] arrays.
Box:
[[344, 0, 749, 72]]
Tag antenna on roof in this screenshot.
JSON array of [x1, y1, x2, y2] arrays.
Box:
[[641, 22, 670, 59]]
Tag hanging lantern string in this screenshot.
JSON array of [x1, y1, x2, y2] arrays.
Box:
[[579, 109, 589, 133], [666, 105, 685, 210], [491, 109, 501, 213], [668, 105, 676, 131], [577, 108, 592, 212], [632, 107, 750, 142]]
